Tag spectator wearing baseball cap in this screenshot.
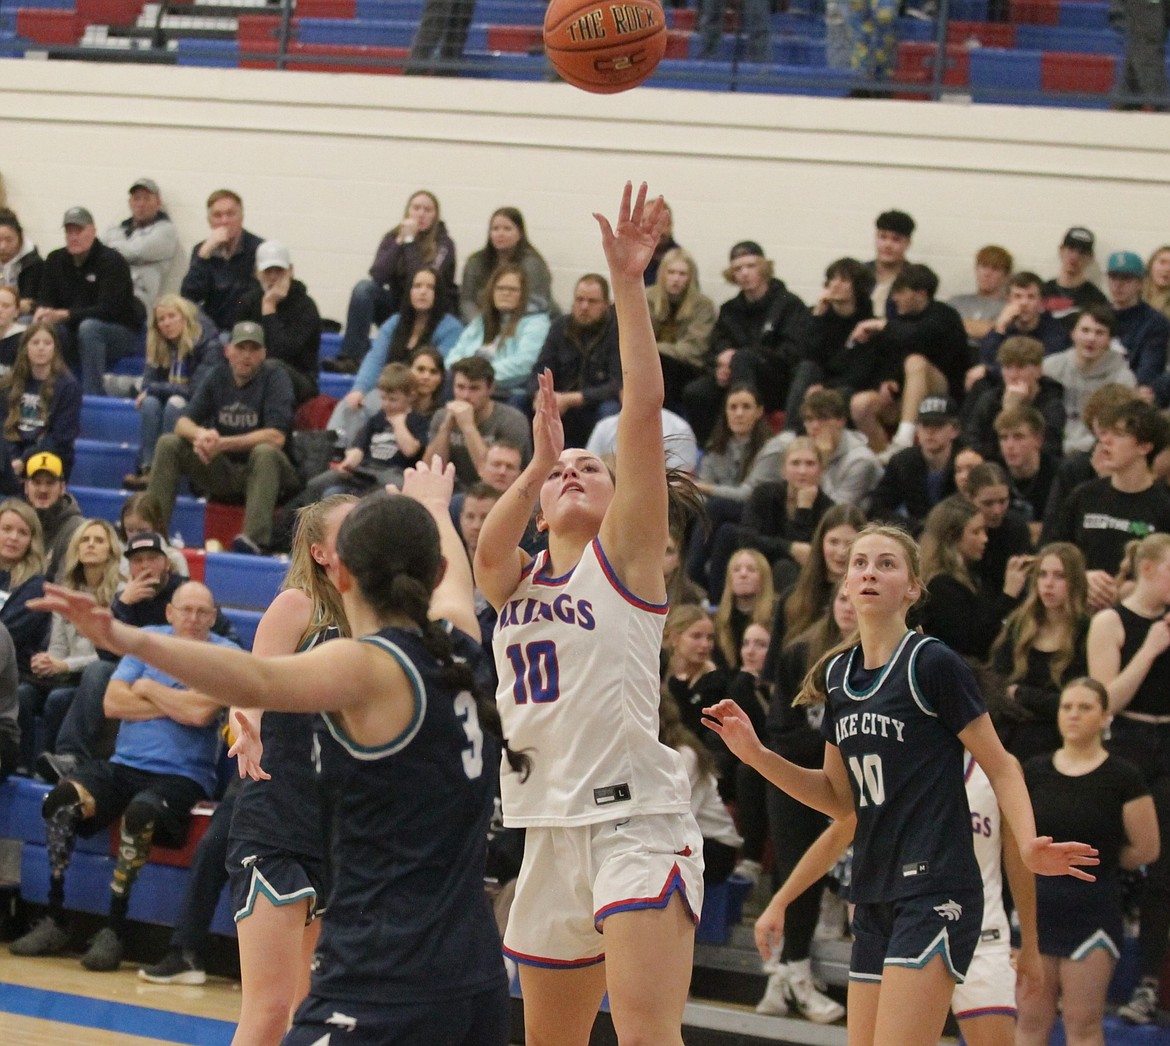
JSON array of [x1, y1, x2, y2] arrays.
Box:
[[682, 239, 810, 445], [22, 450, 83, 580], [867, 394, 960, 535], [1042, 226, 1108, 331], [33, 206, 145, 396], [104, 178, 179, 313], [233, 240, 321, 404], [145, 318, 299, 555], [1106, 250, 1170, 403]]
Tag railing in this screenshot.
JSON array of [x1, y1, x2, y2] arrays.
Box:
[[6, 0, 1169, 110]]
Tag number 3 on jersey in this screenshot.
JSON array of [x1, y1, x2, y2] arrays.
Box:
[[505, 641, 560, 705], [848, 753, 886, 807]]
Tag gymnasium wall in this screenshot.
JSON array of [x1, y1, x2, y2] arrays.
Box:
[[2, 57, 1168, 321]]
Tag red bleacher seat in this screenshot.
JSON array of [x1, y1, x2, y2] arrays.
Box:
[[946, 19, 1017, 46], [238, 14, 281, 45], [297, 0, 358, 16], [108, 800, 217, 869], [1011, 0, 1060, 23], [182, 547, 206, 582], [204, 502, 246, 547], [15, 9, 80, 45], [75, 0, 144, 24], [1041, 48, 1114, 91], [242, 40, 409, 73], [486, 24, 542, 51], [893, 41, 970, 98]]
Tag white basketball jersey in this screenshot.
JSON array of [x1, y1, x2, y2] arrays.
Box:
[[493, 538, 691, 828], [965, 754, 1010, 941]]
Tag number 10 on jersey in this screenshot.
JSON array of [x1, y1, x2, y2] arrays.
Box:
[[505, 641, 561, 704], [848, 753, 886, 807]]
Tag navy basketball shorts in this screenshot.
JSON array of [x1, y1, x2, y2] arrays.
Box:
[[280, 984, 510, 1046], [1037, 875, 1122, 961], [850, 887, 984, 984], [228, 838, 326, 925]]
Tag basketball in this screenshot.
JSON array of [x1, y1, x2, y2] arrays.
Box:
[[543, 0, 667, 94]]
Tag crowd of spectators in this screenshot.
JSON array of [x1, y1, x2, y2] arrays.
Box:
[[6, 173, 1170, 1032]]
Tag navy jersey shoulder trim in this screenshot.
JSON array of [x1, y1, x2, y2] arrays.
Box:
[[321, 634, 427, 760], [907, 634, 942, 718]]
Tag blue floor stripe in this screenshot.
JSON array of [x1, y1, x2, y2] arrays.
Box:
[[0, 981, 235, 1044]]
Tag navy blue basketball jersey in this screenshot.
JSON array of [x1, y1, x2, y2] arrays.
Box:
[[230, 625, 339, 859], [309, 625, 505, 1005], [822, 631, 985, 904]]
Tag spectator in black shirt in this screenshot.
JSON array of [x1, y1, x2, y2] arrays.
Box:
[[868, 394, 959, 535], [972, 272, 1071, 388], [234, 241, 320, 405], [847, 263, 969, 457], [1042, 226, 1108, 331], [1043, 397, 1170, 610], [995, 405, 1058, 543], [962, 335, 1066, 462], [1105, 250, 1170, 401], [179, 189, 262, 334], [682, 241, 810, 442], [34, 207, 144, 396], [145, 321, 299, 555], [784, 257, 876, 432], [968, 461, 1035, 593]]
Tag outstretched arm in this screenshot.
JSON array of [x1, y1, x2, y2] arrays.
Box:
[[961, 714, 1098, 879], [595, 183, 672, 604], [755, 815, 856, 962]]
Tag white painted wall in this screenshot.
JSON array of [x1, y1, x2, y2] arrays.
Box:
[[2, 56, 1168, 322]]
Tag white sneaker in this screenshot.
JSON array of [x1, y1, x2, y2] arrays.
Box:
[[785, 960, 846, 1024], [755, 967, 790, 1016], [733, 859, 762, 886]]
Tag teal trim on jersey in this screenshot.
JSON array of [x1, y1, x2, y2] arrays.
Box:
[[907, 635, 941, 718], [1070, 929, 1120, 961], [234, 865, 318, 923], [321, 635, 427, 761], [842, 630, 916, 701], [884, 928, 962, 982]]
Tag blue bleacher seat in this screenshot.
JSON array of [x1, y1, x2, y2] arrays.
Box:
[[647, 58, 734, 90], [969, 47, 1043, 102], [72, 439, 140, 490], [895, 16, 935, 41], [204, 552, 286, 610], [482, 51, 547, 80], [110, 355, 145, 377], [81, 396, 140, 444], [69, 486, 207, 547], [176, 39, 240, 68], [319, 371, 356, 399], [222, 607, 263, 651], [950, 0, 989, 18], [1014, 24, 1123, 54], [319, 331, 343, 361], [297, 17, 417, 47], [1058, 0, 1111, 29], [355, 0, 425, 16]]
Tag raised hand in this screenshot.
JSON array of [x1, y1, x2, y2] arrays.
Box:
[[397, 454, 457, 510], [1022, 836, 1099, 881], [701, 698, 765, 765], [594, 182, 669, 281], [532, 369, 565, 467], [229, 710, 271, 782]]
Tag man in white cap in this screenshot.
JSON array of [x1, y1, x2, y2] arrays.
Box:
[[34, 206, 144, 395], [234, 240, 321, 404], [103, 177, 179, 312]]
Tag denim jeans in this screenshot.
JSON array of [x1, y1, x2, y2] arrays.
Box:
[[339, 278, 395, 363], [77, 318, 143, 396]]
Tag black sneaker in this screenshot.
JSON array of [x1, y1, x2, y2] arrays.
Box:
[[230, 534, 262, 556], [139, 947, 207, 985], [80, 927, 123, 972], [321, 357, 359, 374], [35, 751, 78, 784]]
